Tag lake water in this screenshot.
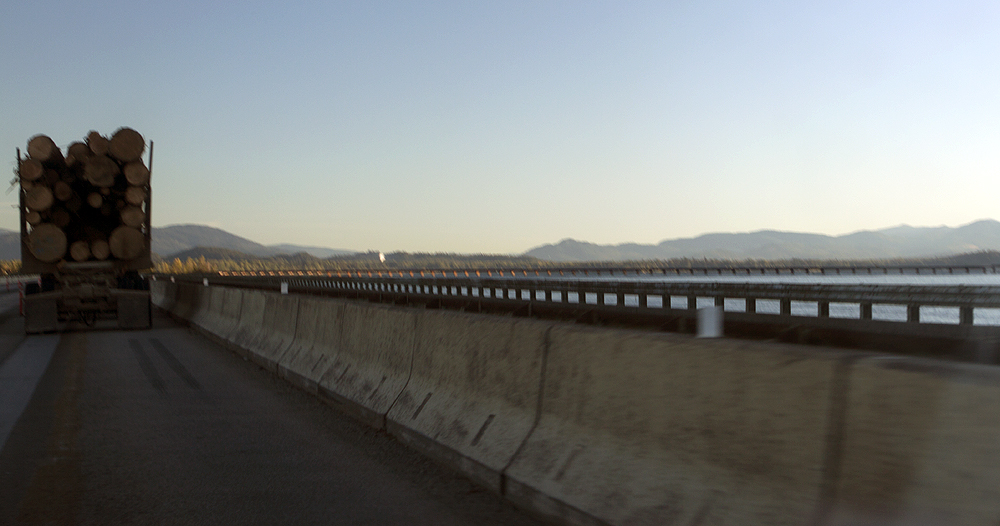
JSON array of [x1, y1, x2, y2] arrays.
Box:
[[537, 271, 1000, 286]]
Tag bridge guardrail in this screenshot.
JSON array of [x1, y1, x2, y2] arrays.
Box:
[[158, 271, 1000, 362]]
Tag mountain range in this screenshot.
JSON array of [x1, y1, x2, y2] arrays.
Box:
[[0, 224, 353, 261], [150, 225, 353, 259], [524, 220, 1000, 261], [3, 220, 1000, 262]]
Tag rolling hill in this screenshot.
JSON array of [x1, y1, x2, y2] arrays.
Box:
[[0, 224, 355, 261], [524, 220, 1000, 261], [152, 224, 354, 259], [6, 220, 1000, 264]]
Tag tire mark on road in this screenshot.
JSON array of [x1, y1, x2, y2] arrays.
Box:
[[149, 338, 201, 390], [129, 339, 165, 393]]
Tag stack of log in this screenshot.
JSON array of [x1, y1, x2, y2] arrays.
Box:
[[18, 128, 149, 264]]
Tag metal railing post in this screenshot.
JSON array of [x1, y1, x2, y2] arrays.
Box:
[[961, 306, 974, 325], [861, 302, 873, 320]]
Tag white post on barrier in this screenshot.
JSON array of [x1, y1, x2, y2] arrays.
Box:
[[697, 306, 723, 338], [203, 278, 209, 286], [280, 282, 288, 295]]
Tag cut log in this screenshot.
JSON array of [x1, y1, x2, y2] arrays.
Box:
[[91, 239, 111, 260], [87, 193, 103, 208], [65, 141, 91, 166], [86, 131, 109, 156], [125, 186, 147, 205], [66, 194, 83, 213], [28, 224, 67, 263], [53, 181, 73, 201], [123, 161, 150, 185], [18, 158, 44, 181], [108, 128, 144, 162], [120, 206, 145, 228], [44, 169, 60, 185], [51, 208, 71, 228], [70, 240, 91, 262], [26, 185, 54, 212], [27, 135, 62, 163], [26, 211, 42, 226], [109, 226, 144, 260], [83, 155, 119, 187], [59, 168, 77, 184]]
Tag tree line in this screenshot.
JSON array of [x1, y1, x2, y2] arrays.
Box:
[[4, 249, 1000, 276]]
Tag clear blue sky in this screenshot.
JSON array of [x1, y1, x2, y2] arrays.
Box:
[[3, 1, 998, 253]]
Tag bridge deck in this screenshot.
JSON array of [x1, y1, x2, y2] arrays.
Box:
[[0, 302, 542, 526]]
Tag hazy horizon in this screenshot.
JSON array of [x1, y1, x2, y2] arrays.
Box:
[[4, 2, 998, 253]]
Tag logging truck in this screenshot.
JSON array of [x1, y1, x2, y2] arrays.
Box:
[[17, 128, 153, 333]]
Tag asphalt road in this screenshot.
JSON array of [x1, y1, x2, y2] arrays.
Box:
[[0, 303, 545, 526]]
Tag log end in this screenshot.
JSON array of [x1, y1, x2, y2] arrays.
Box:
[[53, 181, 73, 202], [109, 226, 145, 260], [83, 155, 120, 187], [18, 158, 44, 182], [65, 141, 91, 166], [91, 240, 111, 261], [70, 240, 91, 262], [26, 186, 54, 212], [86, 131, 109, 156], [26, 135, 61, 163], [108, 127, 145, 162], [121, 206, 145, 228], [125, 186, 147, 206], [123, 161, 150, 186], [28, 224, 67, 263]]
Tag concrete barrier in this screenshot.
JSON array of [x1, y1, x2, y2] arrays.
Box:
[[503, 324, 844, 526], [386, 312, 550, 493], [241, 294, 299, 372], [163, 282, 183, 317], [825, 357, 1000, 526], [189, 285, 215, 329], [228, 289, 267, 361], [171, 283, 202, 321], [277, 296, 343, 394], [315, 302, 416, 429], [216, 287, 244, 342], [150, 280, 166, 306], [151, 284, 1000, 525], [150, 281, 171, 310], [161, 281, 178, 313], [195, 286, 243, 346]]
